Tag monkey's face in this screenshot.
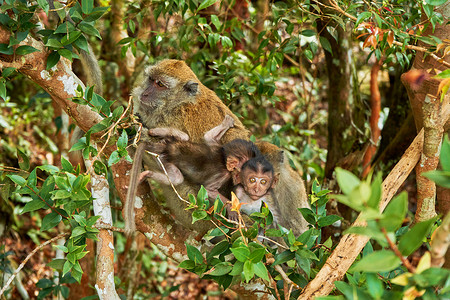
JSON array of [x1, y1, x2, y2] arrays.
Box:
[[133, 61, 200, 115], [240, 169, 273, 200]]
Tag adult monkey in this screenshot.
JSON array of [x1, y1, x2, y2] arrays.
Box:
[[127, 59, 309, 236]]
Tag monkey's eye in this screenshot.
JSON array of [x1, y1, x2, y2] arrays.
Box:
[[155, 80, 166, 88], [249, 178, 256, 183], [261, 179, 267, 185]]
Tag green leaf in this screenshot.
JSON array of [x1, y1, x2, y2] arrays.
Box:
[[179, 260, 195, 270], [254, 262, 269, 281], [46, 38, 63, 49], [351, 250, 401, 273], [423, 171, 450, 188], [379, 192, 407, 232], [117, 130, 128, 149], [221, 36, 233, 48], [15, 45, 39, 55], [41, 212, 63, 231], [211, 15, 221, 29], [47, 51, 60, 70], [209, 262, 232, 276], [17, 149, 30, 171], [367, 173, 382, 209], [21, 199, 47, 214], [355, 12, 372, 27], [2, 67, 16, 78], [108, 151, 120, 166], [61, 31, 82, 46], [319, 36, 333, 54], [398, 216, 438, 256], [79, 22, 101, 39], [81, 0, 94, 14], [197, 186, 208, 203], [243, 260, 254, 282], [335, 168, 360, 195], [425, 0, 448, 6], [7, 174, 26, 186], [248, 247, 265, 263], [440, 135, 450, 171], [192, 209, 208, 223], [273, 250, 295, 265], [298, 208, 316, 225], [435, 69, 450, 79], [62, 260, 73, 276], [366, 273, 384, 299], [231, 246, 250, 262], [197, 0, 217, 11], [229, 261, 244, 276], [47, 259, 65, 270], [317, 215, 342, 227], [61, 156, 74, 173], [0, 44, 13, 55], [186, 243, 203, 264], [71, 226, 86, 238], [58, 48, 73, 61], [301, 29, 315, 37], [0, 80, 5, 100], [207, 240, 229, 259]]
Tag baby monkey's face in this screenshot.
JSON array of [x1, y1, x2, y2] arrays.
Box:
[[240, 169, 274, 200]]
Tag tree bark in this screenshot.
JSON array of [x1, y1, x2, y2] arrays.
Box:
[[316, 18, 354, 179], [401, 2, 450, 222]]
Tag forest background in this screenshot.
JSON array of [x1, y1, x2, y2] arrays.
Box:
[[0, 0, 449, 299]]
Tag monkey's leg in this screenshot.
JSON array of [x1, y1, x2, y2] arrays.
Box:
[[203, 115, 235, 146], [148, 128, 189, 141], [144, 163, 184, 185]]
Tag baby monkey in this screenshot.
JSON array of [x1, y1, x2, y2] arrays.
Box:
[[143, 116, 279, 222], [233, 156, 280, 224]]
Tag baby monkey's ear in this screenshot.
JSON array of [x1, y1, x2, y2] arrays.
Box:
[[226, 155, 240, 172]]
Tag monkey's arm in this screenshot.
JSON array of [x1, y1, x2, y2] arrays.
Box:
[[148, 128, 189, 141], [203, 115, 235, 146]]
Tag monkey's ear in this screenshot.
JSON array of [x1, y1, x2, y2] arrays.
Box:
[[272, 172, 280, 188], [226, 156, 240, 171], [184, 80, 199, 96]]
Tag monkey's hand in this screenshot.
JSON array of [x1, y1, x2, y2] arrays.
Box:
[[226, 205, 239, 222], [138, 170, 152, 183], [148, 127, 190, 141]]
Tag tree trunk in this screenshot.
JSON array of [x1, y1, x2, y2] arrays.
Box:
[[401, 2, 450, 222], [316, 19, 354, 179]]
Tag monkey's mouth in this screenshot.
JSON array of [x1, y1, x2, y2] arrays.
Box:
[[248, 193, 264, 200]]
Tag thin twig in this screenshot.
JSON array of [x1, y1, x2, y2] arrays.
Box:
[[0, 232, 70, 297], [257, 236, 289, 250], [381, 227, 416, 273], [95, 221, 125, 233], [144, 150, 190, 205], [274, 265, 296, 287]]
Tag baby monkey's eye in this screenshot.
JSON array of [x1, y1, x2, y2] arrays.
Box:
[[249, 178, 256, 183], [155, 80, 166, 88], [261, 179, 267, 185]]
